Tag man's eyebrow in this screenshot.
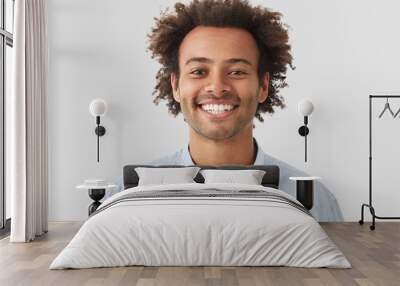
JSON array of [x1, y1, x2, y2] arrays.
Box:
[[185, 57, 213, 65], [224, 58, 253, 66], [185, 57, 253, 66]]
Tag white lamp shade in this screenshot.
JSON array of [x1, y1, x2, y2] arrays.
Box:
[[297, 99, 314, 116], [89, 99, 107, 117]]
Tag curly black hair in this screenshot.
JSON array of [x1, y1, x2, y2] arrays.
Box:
[[147, 0, 293, 122]]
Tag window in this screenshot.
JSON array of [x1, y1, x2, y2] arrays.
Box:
[[0, 0, 14, 235]]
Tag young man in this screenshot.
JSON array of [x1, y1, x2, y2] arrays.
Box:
[[148, 0, 290, 166], [112, 0, 342, 221]]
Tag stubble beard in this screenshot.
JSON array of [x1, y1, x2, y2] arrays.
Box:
[[181, 98, 256, 142]]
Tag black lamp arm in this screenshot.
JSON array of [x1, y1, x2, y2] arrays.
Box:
[[298, 116, 310, 162], [94, 116, 106, 162]]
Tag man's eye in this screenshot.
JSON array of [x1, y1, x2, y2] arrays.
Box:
[[229, 70, 247, 76], [190, 69, 205, 76]]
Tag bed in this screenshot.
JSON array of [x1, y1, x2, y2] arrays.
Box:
[[50, 165, 351, 269]]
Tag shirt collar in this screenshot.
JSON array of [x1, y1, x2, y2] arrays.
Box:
[[181, 137, 265, 166], [253, 138, 266, 165]]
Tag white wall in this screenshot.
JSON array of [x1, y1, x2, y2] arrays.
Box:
[[48, 0, 400, 221]]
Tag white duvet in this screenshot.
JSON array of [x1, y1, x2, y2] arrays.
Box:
[[50, 183, 351, 269]]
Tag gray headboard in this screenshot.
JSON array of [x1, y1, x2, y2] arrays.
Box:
[[123, 165, 280, 189]]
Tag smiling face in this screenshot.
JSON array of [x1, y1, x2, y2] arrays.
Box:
[[171, 26, 269, 141]]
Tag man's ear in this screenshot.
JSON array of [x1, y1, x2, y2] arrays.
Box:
[[170, 73, 180, 103], [258, 72, 270, 103]]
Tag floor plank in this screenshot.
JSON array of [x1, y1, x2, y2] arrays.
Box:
[[0, 222, 399, 286]]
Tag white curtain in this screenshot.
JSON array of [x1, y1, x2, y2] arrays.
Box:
[[8, 0, 48, 242]]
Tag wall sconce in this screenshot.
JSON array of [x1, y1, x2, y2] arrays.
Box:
[[89, 99, 107, 162], [297, 99, 314, 162]]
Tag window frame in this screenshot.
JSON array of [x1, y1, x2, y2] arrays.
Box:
[[0, 0, 14, 233]]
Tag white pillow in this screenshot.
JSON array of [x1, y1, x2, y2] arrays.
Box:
[[135, 167, 201, 186], [200, 169, 266, 185]]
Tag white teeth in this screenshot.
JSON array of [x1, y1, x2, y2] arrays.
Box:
[[201, 104, 235, 114]]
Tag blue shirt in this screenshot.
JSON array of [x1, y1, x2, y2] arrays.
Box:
[[109, 138, 343, 221]]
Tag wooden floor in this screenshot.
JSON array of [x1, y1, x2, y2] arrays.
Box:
[[0, 222, 399, 286]]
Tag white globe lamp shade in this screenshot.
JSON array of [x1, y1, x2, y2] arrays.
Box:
[[89, 99, 107, 117], [298, 99, 314, 116]]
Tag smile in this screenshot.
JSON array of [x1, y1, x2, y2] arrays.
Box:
[[198, 104, 239, 119]]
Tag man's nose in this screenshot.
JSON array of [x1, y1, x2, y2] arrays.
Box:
[[204, 73, 231, 96]]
